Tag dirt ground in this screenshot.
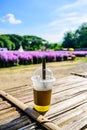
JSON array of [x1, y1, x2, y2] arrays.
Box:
[[0, 58, 87, 90]]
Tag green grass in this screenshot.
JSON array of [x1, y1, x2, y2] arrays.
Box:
[[76, 57, 87, 62]]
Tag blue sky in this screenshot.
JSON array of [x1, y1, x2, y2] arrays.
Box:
[[0, 0, 87, 43]]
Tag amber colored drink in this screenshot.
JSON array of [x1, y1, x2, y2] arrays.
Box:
[[33, 89, 52, 112]]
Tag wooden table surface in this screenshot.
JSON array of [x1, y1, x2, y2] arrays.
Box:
[[0, 73, 87, 130]]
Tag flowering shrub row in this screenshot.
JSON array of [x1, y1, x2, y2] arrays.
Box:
[[72, 51, 87, 57], [0, 51, 76, 68]]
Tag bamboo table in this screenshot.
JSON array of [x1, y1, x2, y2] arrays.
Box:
[[0, 73, 87, 130]]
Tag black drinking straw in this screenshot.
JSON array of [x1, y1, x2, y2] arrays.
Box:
[[42, 56, 46, 79]]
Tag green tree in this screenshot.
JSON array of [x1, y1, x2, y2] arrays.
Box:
[[62, 31, 75, 49], [0, 35, 15, 50], [9, 34, 23, 50], [0, 41, 4, 48], [22, 39, 31, 50], [54, 44, 62, 50], [75, 23, 87, 48]]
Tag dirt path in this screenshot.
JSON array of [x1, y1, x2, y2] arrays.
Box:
[[0, 58, 87, 90]]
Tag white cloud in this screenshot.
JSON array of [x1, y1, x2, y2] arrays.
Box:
[[59, 0, 87, 11], [60, 12, 77, 17], [49, 15, 87, 28], [0, 13, 22, 24]]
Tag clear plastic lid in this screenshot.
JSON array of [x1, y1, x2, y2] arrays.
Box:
[[31, 68, 56, 90]]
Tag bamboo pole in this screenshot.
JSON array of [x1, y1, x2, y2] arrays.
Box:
[[0, 90, 60, 130]]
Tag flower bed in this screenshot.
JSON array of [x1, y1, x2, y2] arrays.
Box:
[[72, 51, 87, 57], [0, 50, 77, 68]]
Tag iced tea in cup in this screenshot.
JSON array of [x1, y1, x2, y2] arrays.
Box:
[[31, 68, 55, 113]]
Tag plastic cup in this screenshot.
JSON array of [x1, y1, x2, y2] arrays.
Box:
[[31, 68, 55, 113]]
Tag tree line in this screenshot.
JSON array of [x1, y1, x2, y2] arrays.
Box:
[[62, 23, 87, 49], [0, 34, 61, 51], [0, 23, 87, 51]]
